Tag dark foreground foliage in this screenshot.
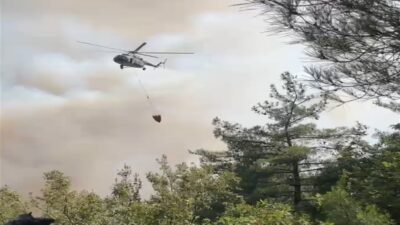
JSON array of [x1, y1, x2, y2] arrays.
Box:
[[5, 213, 54, 225]]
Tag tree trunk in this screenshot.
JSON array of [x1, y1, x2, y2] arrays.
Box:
[[292, 161, 301, 207], [284, 123, 302, 207]]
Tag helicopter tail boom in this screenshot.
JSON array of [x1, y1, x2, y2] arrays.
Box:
[[156, 59, 167, 68]]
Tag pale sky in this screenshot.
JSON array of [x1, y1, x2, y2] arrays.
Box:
[[1, 0, 397, 197]]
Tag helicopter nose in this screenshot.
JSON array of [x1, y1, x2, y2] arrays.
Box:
[[113, 55, 121, 63], [114, 55, 128, 63]]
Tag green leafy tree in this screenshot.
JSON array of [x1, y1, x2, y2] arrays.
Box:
[[0, 186, 29, 224], [317, 188, 393, 225], [32, 170, 108, 225], [111, 164, 142, 204], [311, 132, 375, 195], [195, 72, 365, 207], [217, 201, 311, 225], [238, 0, 400, 111], [146, 155, 242, 225], [340, 125, 400, 223], [106, 165, 150, 225]]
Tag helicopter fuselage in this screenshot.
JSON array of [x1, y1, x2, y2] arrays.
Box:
[[113, 54, 147, 70]]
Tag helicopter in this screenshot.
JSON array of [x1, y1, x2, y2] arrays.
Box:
[[78, 41, 193, 70]]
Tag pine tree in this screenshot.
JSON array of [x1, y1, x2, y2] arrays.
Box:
[[195, 72, 366, 208], [237, 0, 400, 112]]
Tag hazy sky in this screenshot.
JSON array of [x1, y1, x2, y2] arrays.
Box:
[[1, 0, 397, 197]]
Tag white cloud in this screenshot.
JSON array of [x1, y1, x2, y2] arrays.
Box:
[[2, 86, 67, 109]]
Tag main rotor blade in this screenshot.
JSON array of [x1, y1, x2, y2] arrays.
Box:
[[77, 41, 128, 53], [132, 42, 147, 52], [138, 52, 194, 54], [93, 49, 125, 54], [135, 52, 158, 58]]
